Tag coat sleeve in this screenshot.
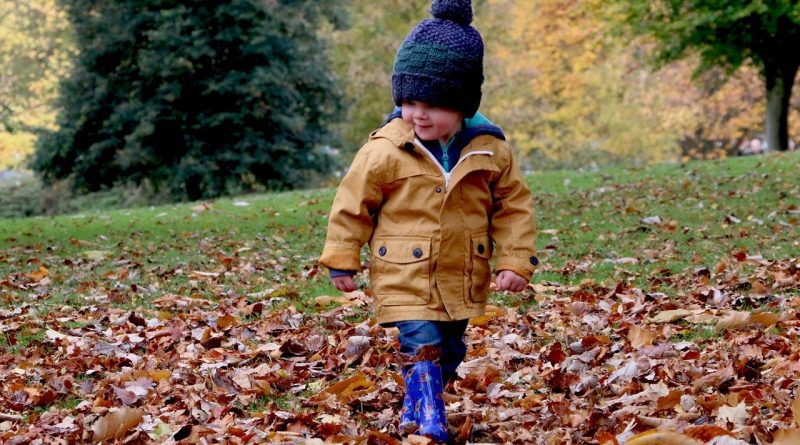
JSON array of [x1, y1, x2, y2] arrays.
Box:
[[319, 145, 384, 271], [490, 144, 538, 280]]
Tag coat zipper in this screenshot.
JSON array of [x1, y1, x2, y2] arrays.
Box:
[[413, 138, 493, 191]]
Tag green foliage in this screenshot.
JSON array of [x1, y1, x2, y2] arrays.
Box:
[[329, 0, 785, 169], [329, 0, 427, 154], [33, 0, 347, 200], [608, 0, 800, 152], [611, 1, 800, 74]]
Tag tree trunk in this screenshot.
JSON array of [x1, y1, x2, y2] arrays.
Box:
[[763, 59, 798, 152]]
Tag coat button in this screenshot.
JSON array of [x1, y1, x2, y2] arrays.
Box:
[[412, 247, 423, 258], [435, 187, 442, 193], [530, 256, 539, 266], [378, 246, 387, 256], [477, 244, 485, 254]]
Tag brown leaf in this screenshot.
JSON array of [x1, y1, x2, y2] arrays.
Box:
[[113, 387, 139, 406], [684, 425, 736, 441], [455, 415, 473, 442], [366, 431, 401, 444], [91, 407, 144, 442], [648, 309, 703, 323], [211, 370, 240, 394], [655, 390, 683, 412], [626, 430, 703, 445], [750, 311, 782, 327], [403, 435, 433, 445], [469, 304, 505, 326], [216, 313, 238, 329], [595, 432, 618, 445], [545, 342, 566, 365], [717, 311, 752, 330], [770, 429, 800, 445], [718, 401, 748, 425], [321, 372, 374, 402], [792, 391, 800, 427], [26, 266, 49, 281], [628, 325, 656, 348]]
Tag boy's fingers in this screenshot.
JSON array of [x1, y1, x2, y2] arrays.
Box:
[[332, 276, 356, 292], [340, 277, 356, 292], [495, 275, 507, 290]]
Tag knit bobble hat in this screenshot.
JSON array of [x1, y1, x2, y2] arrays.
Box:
[[392, 0, 484, 118]]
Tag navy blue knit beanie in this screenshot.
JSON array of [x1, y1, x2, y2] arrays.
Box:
[[392, 0, 484, 118]]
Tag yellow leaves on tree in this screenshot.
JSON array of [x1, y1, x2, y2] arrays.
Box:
[[480, 0, 776, 167], [0, 0, 74, 169]]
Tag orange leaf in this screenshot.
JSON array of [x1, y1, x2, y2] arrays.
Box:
[[628, 325, 656, 348], [770, 429, 800, 445], [656, 390, 683, 411], [216, 314, 238, 329], [322, 373, 374, 401], [750, 311, 782, 327], [793, 393, 800, 427], [595, 431, 618, 445], [365, 431, 400, 445], [626, 430, 703, 445], [717, 311, 751, 330], [685, 425, 736, 441], [91, 407, 144, 442], [26, 266, 49, 281]]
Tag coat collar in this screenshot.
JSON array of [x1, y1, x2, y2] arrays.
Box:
[[370, 116, 504, 153]]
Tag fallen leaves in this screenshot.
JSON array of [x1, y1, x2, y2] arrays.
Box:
[[1, 159, 800, 443], [91, 407, 144, 442]]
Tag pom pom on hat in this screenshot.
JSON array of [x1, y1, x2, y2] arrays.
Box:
[[431, 0, 473, 24]]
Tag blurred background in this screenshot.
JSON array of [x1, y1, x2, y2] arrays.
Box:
[[1, 0, 799, 215]]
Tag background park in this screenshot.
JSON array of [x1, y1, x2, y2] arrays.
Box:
[[1, 0, 799, 443]]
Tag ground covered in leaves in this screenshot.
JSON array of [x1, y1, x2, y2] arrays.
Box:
[[1, 152, 799, 444]]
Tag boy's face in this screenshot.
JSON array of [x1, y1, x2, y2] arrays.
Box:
[[401, 100, 463, 143]]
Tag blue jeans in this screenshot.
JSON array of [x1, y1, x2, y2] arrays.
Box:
[[395, 319, 469, 383]]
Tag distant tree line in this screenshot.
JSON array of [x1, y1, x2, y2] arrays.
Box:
[[32, 0, 347, 200], [3, 0, 798, 200]]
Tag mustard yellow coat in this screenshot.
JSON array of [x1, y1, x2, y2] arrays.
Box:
[[319, 118, 537, 324]]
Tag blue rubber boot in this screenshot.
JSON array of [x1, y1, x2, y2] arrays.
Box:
[[405, 361, 448, 442], [399, 368, 416, 433]]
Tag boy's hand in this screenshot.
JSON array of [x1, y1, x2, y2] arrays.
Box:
[[495, 270, 528, 292], [332, 275, 357, 293]]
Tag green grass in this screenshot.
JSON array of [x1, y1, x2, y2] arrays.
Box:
[[0, 325, 47, 354], [246, 394, 292, 413], [1, 151, 799, 319], [671, 323, 723, 343]]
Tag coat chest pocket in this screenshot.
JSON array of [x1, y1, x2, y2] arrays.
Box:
[[369, 236, 431, 305], [469, 233, 493, 302]]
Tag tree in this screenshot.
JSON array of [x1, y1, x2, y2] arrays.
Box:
[[609, 0, 800, 152], [0, 0, 73, 169], [329, 0, 427, 154], [34, 0, 347, 199]]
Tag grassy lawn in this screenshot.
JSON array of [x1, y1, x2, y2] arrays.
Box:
[[0, 151, 798, 443]]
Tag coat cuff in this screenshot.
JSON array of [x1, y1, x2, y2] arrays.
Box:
[[495, 255, 539, 281], [329, 268, 357, 278], [319, 243, 361, 271]]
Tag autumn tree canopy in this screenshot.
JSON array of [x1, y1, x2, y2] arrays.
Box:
[[331, 0, 782, 168], [609, 0, 800, 152], [0, 0, 72, 169]]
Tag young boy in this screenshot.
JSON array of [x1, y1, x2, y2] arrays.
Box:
[[318, 0, 537, 441]]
